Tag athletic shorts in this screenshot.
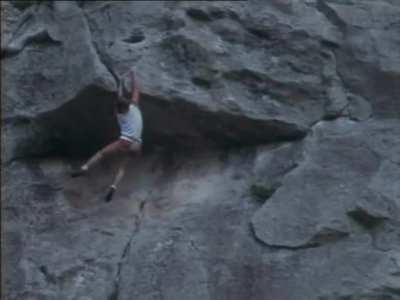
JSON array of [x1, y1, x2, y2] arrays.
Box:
[[120, 135, 142, 145]]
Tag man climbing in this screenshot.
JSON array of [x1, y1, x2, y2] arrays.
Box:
[[71, 69, 143, 202]]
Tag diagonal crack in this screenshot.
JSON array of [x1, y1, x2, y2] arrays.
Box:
[[82, 9, 120, 85], [316, 0, 347, 35], [109, 200, 146, 300]]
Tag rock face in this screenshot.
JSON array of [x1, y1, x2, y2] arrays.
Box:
[[2, 1, 400, 299], [252, 119, 400, 249]]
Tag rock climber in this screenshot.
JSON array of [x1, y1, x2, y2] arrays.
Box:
[[71, 69, 143, 202]]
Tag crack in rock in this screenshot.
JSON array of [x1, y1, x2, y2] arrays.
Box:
[[109, 200, 146, 300], [82, 9, 120, 85], [316, 0, 347, 34]]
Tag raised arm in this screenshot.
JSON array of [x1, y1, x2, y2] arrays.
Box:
[[117, 75, 123, 100], [113, 76, 123, 114], [130, 70, 140, 105]]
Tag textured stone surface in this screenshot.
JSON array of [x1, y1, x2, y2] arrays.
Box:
[[2, 143, 301, 299], [2, 1, 116, 160], [252, 119, 400, 248], [2, 0, 400, 299], [322, 0, 400, 118]]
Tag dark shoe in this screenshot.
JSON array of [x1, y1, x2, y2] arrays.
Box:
[[70, 167, 87, 178], [105, 186, 116, 202]]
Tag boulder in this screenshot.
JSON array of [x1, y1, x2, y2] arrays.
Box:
[[252, 119, 400, 248]]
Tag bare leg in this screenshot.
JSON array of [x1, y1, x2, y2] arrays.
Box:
[[71, 140, 124, 177], [105, 141, 142, 202], [85, 140, 125, 170], [105, 156, 129, 202], [82, 151, 103, 170], [111, 156, 129, 188]]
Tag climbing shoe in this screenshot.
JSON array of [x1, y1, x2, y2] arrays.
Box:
[[70, 167, 87, 178], [105, 185, 116, 202]]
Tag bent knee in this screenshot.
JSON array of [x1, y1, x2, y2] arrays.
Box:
[[129, 142, 142, 155]]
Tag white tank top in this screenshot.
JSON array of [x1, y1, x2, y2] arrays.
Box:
[[117, 104, 143, 143]]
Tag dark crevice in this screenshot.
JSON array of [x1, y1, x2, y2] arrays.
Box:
[[39, 265, 57, 285], [241, 17, 287, 44], [346, 210, 387, 229], [26, 30, 61, 46], [122, 35, 145, 44], [39, 85, 119, 157], [185, 7, 212, 22], [320, 39, 341, 50], [249, 156, 301, 204], [247, 27, 273, 40], [185, 6, 239, 22], [209, 7, 239, 21], [322, 107, 349, 121], [122, 29, 145, 44], [38, 264, 86, 287], [5, 82, 307, 164], [251, 221, 350, 250], [316, 0, 347, 34], [109, 200, 146, 300], [191, 77, 212, 89], [23, 28, 61, 45], [249, 182, 281, 204], [385, 287, 400, 296], [10, 0, 50, 11]]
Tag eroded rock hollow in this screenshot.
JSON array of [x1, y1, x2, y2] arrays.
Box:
[[2, 1, 400, 299]]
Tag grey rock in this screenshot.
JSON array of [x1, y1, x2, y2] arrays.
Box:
[[4, 0, 399, 158], [324, 78, 348, 119], [2, 158, 142, 300], [82, 0, 342, 146], [347, 93, 373, 121], [346, 189, 397, 229], [2, 1, 116, 162], [2, 143, 301, 300], [322, 0, 400, 118], [2, 0, 400, 300], [1, 1, 24, 46], [252, 119, 400, 248]]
